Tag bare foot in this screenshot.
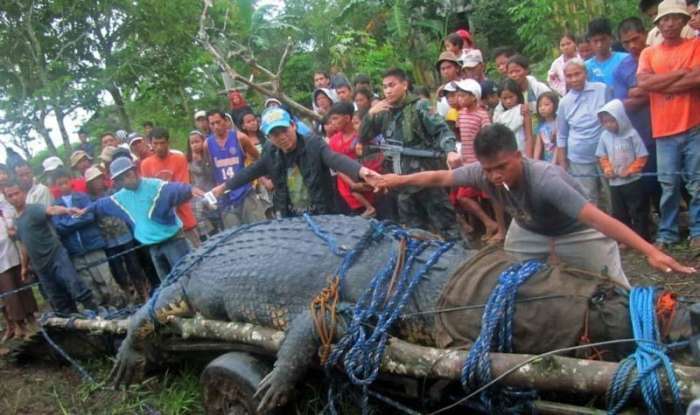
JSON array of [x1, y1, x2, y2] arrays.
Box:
[[361, 206, 376, 218], [486, 232, 505, 245], [1, 329, 15, 343], [481, 222, 499, 241]]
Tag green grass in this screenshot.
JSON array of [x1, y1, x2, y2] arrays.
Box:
[[1, 357, 204, 415]]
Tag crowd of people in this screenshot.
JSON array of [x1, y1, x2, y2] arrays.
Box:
[[0, 0, 698, 341]]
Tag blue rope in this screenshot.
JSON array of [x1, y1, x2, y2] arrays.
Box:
[[606, 287, 684, 415], [303, 213, 347, 257], [459, 259, 545, 413], [304, 215, 454, 415]]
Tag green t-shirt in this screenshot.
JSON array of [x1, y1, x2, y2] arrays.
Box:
[[286, 165, 311, 212]]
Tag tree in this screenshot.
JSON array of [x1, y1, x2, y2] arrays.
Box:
[[0, 0, 97, 159]]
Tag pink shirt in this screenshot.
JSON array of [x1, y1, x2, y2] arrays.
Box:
[[457, 107, 491, 163]]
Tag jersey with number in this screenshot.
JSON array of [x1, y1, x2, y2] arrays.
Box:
[[207, 131, 252, 207]]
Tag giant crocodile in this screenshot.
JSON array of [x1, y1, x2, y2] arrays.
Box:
[[108, 215, 692, 412]]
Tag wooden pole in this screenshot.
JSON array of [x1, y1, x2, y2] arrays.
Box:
[[41, 315, 700, 405]]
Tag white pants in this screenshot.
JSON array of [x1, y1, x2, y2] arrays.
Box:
[[504, 221, 630, 288]]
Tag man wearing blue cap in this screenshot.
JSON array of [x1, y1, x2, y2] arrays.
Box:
[[210, 107, 378, 217], [79, 157, 204, 281]]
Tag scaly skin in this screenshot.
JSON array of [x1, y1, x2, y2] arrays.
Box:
[[108, 215, 691, 413], [110, 215, 464, 411]]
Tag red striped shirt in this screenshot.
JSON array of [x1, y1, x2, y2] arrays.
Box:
[[457, 108, 491, 163]]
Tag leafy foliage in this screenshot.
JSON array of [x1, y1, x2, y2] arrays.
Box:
[[1, 0, 641, 164]]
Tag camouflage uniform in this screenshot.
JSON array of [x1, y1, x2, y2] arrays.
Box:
[[360, 95, 463, 242]]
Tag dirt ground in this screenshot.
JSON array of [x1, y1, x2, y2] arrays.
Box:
[[0, 246, 698, 415]]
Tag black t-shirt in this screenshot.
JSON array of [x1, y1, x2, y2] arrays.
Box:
[[15, 204, 62, 271]]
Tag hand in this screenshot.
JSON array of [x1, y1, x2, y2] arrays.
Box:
[[350, 182, 372, 192], [210, 184, 226, 198], [604, 169, 614, 178], [20, 267, 28, 282], [66, 207, 83, 217], [520, 104, 530, 117], [446, 152, 462, 169], [647, 251, 697, 275], [191, 186, 206, 198], [619, 170, 630, 178], [368, 100, 391, 116], [371, 173, 404, 192], [260, 177, 274, 192]]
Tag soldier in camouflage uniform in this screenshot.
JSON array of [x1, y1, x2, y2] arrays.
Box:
[[359, 67, 464, 242]]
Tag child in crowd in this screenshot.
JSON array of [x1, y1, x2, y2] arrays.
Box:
[[353, 88, 373, 113], [439, 83, 460, 136], [689, 1, 700, 34], [186, 131, 221, 238], [327, 103, 376, 218], [443, 32, 464, 57], [51, 168, 125, 307], [479, 80, 499, 119], [453, 79, 505, 243], [534, 92, 559, 163], [238, 111, 274, 217], [547, 33, 580, 96], [595, 99, 649, 241], [493, 79, 533, 156], [576, 36, 594, 60]]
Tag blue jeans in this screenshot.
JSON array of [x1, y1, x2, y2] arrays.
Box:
[[37, 246, 94, 314], [149, 236, 191, 281], [656, 127, 700, 243]]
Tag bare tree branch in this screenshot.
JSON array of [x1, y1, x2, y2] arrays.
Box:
[[198, 0, 319, 121]]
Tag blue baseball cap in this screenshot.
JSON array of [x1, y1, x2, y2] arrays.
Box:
[[109, 156, 135, 180], [260, 107, 292, 136]]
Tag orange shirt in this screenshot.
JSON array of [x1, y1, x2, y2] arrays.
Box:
[[637, 38, 700, 138], [140, 152, 197, 231]]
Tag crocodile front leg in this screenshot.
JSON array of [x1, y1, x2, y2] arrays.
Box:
[[109, 283, 193, 386], [254, 310, 319, 412]]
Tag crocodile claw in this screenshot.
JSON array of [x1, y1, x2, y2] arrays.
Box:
[[254, 369, 292, 413], [107, 342, 145, 388]]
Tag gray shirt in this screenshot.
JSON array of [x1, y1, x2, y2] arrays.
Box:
[[15, 204, 62, 272], [452, 158, 590, 236]]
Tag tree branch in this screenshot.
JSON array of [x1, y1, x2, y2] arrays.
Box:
[[197, 1, 319, 121]]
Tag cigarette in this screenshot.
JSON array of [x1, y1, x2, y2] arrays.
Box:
[[503, 183, 510, 192]]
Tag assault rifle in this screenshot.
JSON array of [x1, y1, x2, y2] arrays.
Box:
[[367, 140, 444, 174]]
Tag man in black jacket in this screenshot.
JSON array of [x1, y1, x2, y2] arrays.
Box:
[[210, 107, 377, 217]]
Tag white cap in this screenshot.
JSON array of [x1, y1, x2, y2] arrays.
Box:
[[84, 166, 104, 182], [128, 134, 144, 147], [654, 0, 690, 23], [453, 79, 482, 100], [461, 49, 483, 68], [42, 156, 64, 173], [194, 110, 207, 120]]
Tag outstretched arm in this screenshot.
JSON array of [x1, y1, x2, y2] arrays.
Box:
[[577, 203, 696, 274], [374, 169, 456, 190], [46, 205, 80, 217]]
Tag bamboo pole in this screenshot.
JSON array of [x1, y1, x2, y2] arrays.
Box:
[[41, 315, 700, 405]]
